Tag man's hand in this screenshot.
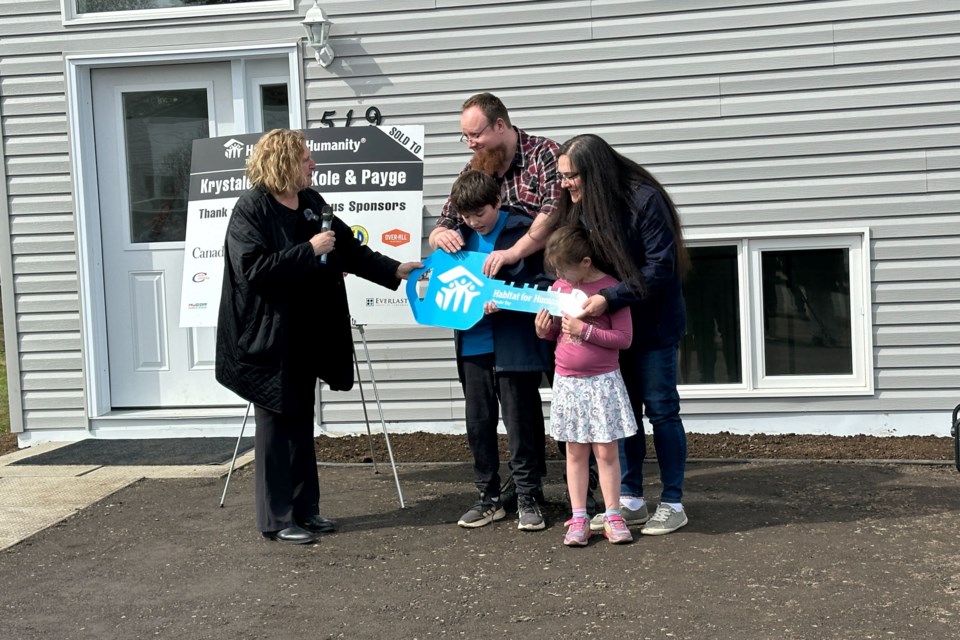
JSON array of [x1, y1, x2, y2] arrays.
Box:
[[395, 261, 424, 280], [581, 294, 609, 317], [429, 228, 464, 254], [483, 301, 500, 315], [483, 248, 518, 277]]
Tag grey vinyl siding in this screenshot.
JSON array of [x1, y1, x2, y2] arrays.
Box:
[[1, 0, 959, 433], [312, 0, 960, 424]]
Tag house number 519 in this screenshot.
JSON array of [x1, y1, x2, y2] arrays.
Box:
[[319, 106, 383, 128]]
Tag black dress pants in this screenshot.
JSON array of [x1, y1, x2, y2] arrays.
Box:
[[253, 404, 320, 533], [461, 354, 544, 497]]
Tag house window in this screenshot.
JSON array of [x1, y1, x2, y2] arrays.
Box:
[[260, 83, 290, 131], [680, 232, 872, 396], [63, 0, 293, 24], [123, 88, 209, 243], [680, 245, 742, 385]]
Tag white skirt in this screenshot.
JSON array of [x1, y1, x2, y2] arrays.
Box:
[[550, 369, 639, 444]]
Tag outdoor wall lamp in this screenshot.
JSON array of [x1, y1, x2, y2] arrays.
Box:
[[301, 1, 335, 67]]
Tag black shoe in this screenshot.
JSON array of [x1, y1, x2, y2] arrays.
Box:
[[262, 525, 317, 545], [457, 492, 505, 528], [517, 494, 546, 531], [299, 514, 336, 534]]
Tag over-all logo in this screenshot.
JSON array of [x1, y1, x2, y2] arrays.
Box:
[[352, 225, 369, 246], [223, 139, 244, 159], [435, 266, 483, 314], [382, 229, 410, 247]]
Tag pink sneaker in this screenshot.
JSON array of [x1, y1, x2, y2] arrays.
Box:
[[603, 513, 634, 544], [563, 516, 591, 547]]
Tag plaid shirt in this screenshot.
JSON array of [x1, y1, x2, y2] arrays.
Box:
[[437, 127, 560, 229]]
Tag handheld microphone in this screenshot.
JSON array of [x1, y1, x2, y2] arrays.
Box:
[[319, 205, 334, 265]]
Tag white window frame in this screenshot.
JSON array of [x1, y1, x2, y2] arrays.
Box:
[[61, 0, 294, 26], [680, 229, 873, 398]]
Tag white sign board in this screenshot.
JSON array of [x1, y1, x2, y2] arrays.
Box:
[[179, 126, 424, 328]]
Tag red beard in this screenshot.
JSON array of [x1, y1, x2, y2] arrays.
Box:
[[470, 143, 511, 177]]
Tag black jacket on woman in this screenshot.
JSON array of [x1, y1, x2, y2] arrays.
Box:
[[215, 187, 401, 414]]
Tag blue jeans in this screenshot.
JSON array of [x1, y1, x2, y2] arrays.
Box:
[[618, 345, 687, 503]]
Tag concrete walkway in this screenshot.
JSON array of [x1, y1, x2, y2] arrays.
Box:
[[0, 441, 254, 551]]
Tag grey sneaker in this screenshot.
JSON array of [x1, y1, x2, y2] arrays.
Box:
[[457, 493, 505, 528], [517, 494, 546, 531], [640, 503, 688, 536], [590, 503, 650, 531]]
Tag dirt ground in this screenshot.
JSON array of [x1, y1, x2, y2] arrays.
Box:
[[2, 459, 959, 639], [313, 431, 956, 464], [1, 429, 956, 462]]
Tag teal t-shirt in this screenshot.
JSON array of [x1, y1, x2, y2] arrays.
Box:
[[459, 210, 509, 357]]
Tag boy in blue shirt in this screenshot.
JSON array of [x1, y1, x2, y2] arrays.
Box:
[[429, 171, 553, 531]]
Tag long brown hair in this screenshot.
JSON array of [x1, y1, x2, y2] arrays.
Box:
[[556, 134, 689, 295]]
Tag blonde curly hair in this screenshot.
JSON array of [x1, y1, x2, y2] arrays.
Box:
[[246, 128, 308, 195]]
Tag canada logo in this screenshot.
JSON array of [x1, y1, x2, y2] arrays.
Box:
[[382, 228, 410, 247]]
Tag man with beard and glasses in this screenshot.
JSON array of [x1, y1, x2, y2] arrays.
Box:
[[430, 93, 601, 518]]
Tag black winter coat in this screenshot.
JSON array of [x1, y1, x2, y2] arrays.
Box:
[[215, 187, 401, 414]]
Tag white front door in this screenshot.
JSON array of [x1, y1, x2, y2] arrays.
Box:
[[91, 59, 291, 408]]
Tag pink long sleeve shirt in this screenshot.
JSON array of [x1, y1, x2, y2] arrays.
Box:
[[542, 275, 633, 377]]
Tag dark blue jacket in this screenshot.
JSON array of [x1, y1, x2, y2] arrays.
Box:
[[597, 184, 686, 352], [453, 209, 555, 378]]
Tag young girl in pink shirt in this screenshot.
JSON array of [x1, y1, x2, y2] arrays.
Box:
[[535, 226, 638, 546]]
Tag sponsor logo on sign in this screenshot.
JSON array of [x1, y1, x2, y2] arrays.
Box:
[[223, 139, 244, 159], [352, 225, 369, 246], [187, 302, 208, 310], [365, 297, 407, 307], [192, 272, 209, 283], [382, 229, 410, 247]]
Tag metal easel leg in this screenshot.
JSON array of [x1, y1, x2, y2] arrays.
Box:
[[356, 324, 405, 508], [354, 347, 381, 474], [219, 401, 253, 508]]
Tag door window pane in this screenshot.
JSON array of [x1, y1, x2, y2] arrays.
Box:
[[123, 89, 208, 243], [761, 248, 852, 375], [78, 0, 263, 12], [680, 245, 742, 384], [260, 83, 290, 131]]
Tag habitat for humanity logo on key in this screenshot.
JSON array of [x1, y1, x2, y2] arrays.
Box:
[[435, 266, 483, 313]]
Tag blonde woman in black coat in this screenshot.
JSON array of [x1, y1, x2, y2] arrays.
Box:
[[216, 129, 421, 544]]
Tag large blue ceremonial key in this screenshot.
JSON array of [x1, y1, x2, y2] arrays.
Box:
[[405, 250, 587, 330]]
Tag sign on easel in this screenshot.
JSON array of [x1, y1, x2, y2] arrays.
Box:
[[179, 126, 424, 328]]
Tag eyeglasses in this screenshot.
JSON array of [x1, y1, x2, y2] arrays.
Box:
[[459, 122, 492, 144], [558, 171, 580, 183]]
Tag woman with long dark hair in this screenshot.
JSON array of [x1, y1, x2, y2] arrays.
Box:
[[555, 133, 691, 536]]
